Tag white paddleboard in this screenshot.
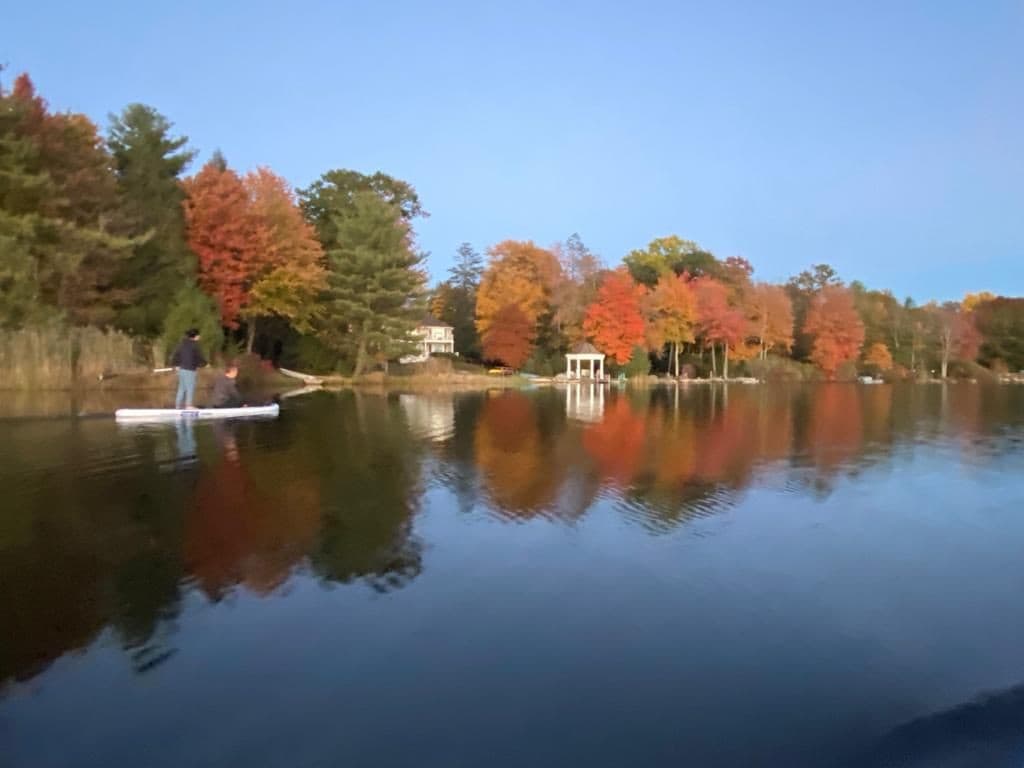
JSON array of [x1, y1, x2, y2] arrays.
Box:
[[115, 404, 280, 422]]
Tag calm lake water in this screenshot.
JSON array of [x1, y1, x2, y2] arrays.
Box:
[[2, 384, 1024, 767]]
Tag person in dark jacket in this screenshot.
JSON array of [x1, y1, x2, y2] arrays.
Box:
[[210, 363, 244, 408], [170, 329, 207, 409]]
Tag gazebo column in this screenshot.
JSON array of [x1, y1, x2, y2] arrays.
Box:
[[600, 358, 604, 380], [590, 358, 595, 379], [566, 357, 571, 378]]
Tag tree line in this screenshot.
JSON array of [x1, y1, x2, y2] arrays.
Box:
[[2, 72, 1021, 379]]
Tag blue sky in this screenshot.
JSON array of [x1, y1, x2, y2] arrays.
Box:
[[6, 0, 1022, 300]]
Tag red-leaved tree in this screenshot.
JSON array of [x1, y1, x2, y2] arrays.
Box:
[[583, 268, 646, 365], [694, 276, 746, 377], [804, 285, 865, 378], [183, 155, 265, 328], [482, 303, 536, 368]]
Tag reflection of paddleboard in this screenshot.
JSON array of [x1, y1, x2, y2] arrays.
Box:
[[115, 404, 280, 422]]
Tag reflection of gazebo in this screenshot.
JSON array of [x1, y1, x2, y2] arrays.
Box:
[[565, 342, 605, 380]]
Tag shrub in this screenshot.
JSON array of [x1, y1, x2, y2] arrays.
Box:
[[746, 355, 820, 382], [624, 346, 651, 378], [160, 283, 224, 364]]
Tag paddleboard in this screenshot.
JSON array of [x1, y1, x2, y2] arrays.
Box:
[[115, 404, 280, 422]]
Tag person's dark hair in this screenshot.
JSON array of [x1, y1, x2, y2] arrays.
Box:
[[185, 328, 200, 339], [225, 359, 239, 371]]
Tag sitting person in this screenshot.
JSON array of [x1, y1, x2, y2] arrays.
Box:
[[210, 363, 245, 408]]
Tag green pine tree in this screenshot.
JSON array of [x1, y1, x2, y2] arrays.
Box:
[[107, 104, 197, 336], [441, 242, 484, 358], [318, 192, 425, 375]]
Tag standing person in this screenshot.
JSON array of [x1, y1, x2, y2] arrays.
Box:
[[210, 362, 245, 408], [170, 329, 207, 409]]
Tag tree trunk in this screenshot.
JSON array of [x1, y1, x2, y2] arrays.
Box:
[[710, 344, 717, 378], [941, 329, 951, 379], [353, 323, 370, 376], [246, 319, 256, 354], [673, 342, 680, 377], [723, 344, 730, 380]]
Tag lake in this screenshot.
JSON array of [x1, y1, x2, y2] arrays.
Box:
[[2, 383, 1024, 767]]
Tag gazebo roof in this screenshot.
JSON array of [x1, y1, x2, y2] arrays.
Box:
[[567, 342, 603, 357]]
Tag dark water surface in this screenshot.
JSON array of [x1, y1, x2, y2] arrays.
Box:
[[3, 384, 1024, 767]]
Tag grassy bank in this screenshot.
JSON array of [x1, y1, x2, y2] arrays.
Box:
[[0, 327, 148, 389], [321, 371, 530, 390]]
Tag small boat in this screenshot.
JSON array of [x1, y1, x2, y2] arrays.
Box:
[[115, 404, 280, 422]]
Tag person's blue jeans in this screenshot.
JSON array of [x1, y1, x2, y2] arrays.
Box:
[[176, 369, 198, 409]]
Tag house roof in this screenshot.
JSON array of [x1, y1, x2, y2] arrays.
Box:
[[419, 314, 452, 328], [569, 341, 601, 355]]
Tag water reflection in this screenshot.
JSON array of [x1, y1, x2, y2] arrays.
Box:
[[2, 383, 1024, 766]]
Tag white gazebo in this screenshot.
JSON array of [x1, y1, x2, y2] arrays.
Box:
[[565, 342, 605, 380]]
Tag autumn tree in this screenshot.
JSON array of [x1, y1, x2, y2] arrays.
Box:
[[583, 268, 646, 365], [482, 304, 536, 369], [786, 263, 841, 360], [242, 167, 325, 351], [624, 235, 718, 287], [694, 276, 746, 378], [962, 291, 996, 313], [318, 191, 425, 375], [645, 272, 697, 376], [803, 285, 865, 378], [0, 73, 134, 327], [476, 240, 561, 338], [863, 342, 894, 373], [748, 283, 793, 359], [183, 154, 263, 329], [973, 297, 1024, 372], [927, 302, 980, 378], [551, 233, 603, 345], [107, 103, 196, 337]]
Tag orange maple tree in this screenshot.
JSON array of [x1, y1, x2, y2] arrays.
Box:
[[482, 303, 536, 368], [748, 282, 794, 358], [475, 240, 561, 338], [645, 272, 697, 376], [863, 342, 893, 371], [583, 268, 647, 365], [183, 157, 264, 328], [242, 167, 325, 349], [694, 276, 746, 377], [803, 285, 865, 378]]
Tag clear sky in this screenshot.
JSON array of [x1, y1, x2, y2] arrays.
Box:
[[6, 0, 1022, 300]]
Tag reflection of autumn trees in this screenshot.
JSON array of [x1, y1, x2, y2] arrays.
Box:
[[474, 392, 570, 518], [185, 427, 320, 598], [1, 393, 427, 687], [1, 420, 188, 686], [804, 385, 864, 474], [582, 397, 647, 485]]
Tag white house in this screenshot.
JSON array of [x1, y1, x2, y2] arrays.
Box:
[[402, 315, 455, 362]]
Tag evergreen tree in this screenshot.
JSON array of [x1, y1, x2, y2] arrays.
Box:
[[107, 104, 196, 336], [298, 169, 423, 251], [442, 242, 483, 358], [318, 192, 426, 375]]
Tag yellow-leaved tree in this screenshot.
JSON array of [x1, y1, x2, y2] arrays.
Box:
[[475, 240, 561, 339]]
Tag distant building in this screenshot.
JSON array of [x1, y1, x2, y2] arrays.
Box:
[[402, 315, 454, 362]]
